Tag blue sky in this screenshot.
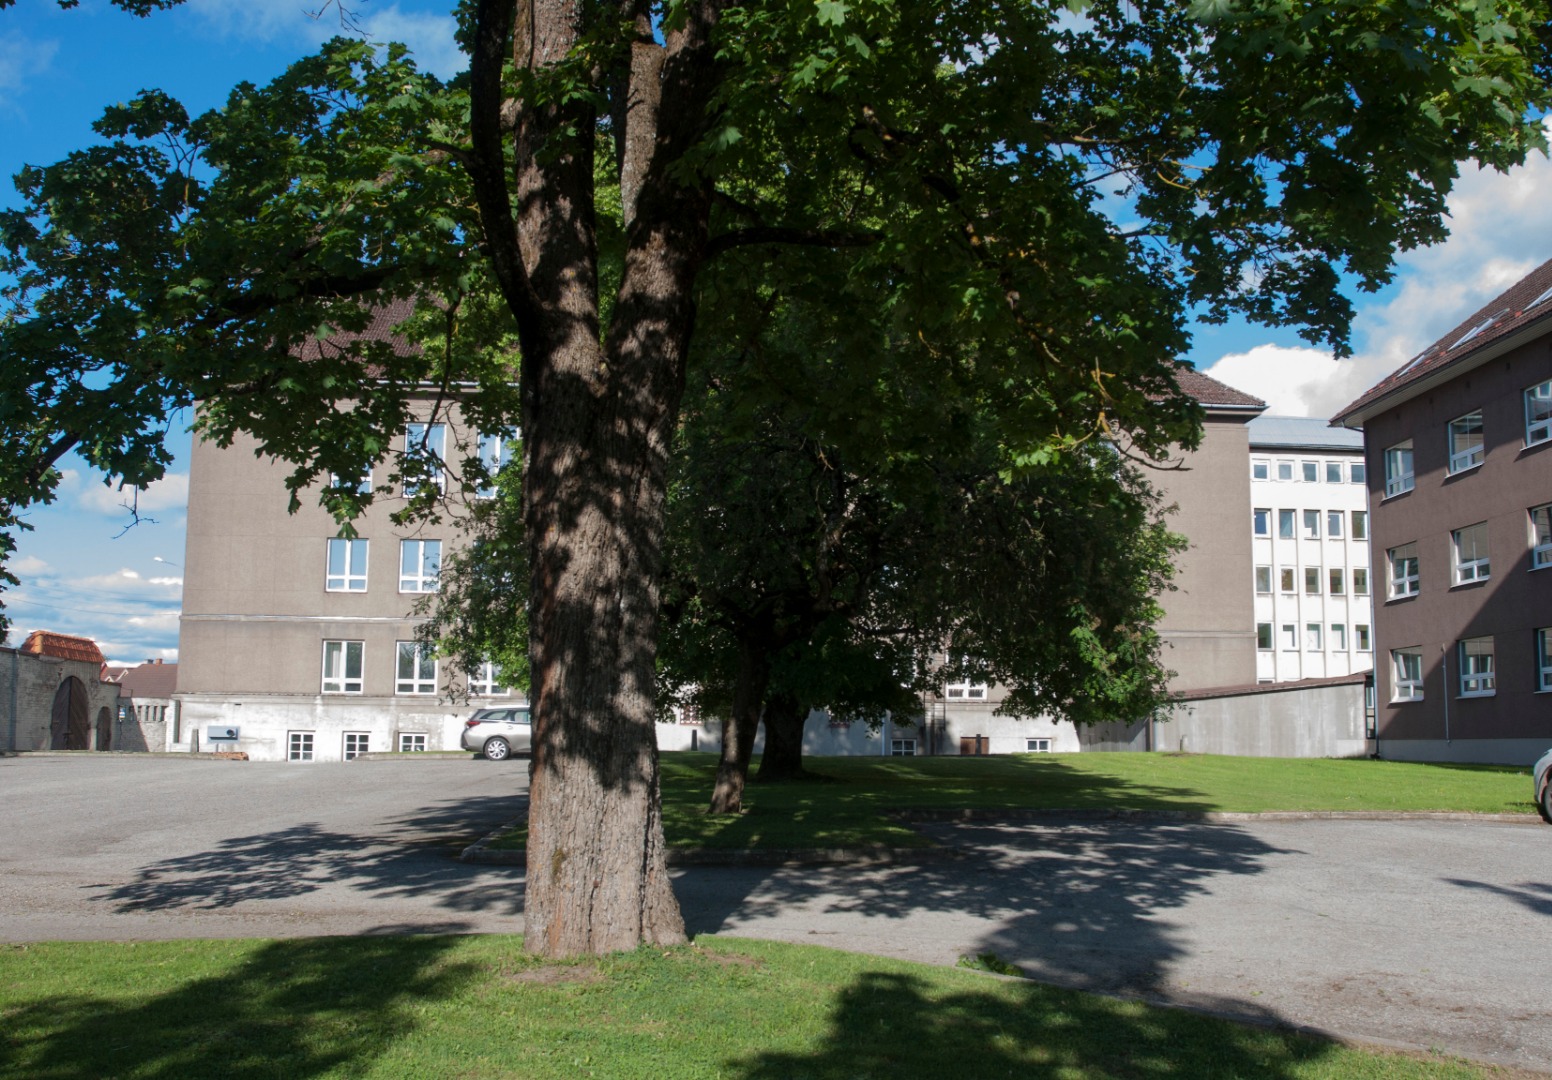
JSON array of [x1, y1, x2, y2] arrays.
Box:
[[2, 1, 1549, 663]]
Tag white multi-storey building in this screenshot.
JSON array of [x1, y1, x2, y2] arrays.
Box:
[[1248, 416, 1375, 683]]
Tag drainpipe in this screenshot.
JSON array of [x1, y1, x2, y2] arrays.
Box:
[[1440, 643, 1451, 746]]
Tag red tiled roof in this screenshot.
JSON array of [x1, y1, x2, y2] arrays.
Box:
[[1172, 365, 1267, 410], [291, 295, 423, 365], [20, 631, 106, 664], [1335, 257, 1552, 424]]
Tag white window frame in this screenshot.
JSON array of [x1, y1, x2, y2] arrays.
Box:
[[1325, 461, 1343, 484], [1251, 459, 1269, 481], [1305, 623, 1322, 651], [1026, 738, 1052, 753], [398, 732, 428, 752], [1301, 510, 1319, 539], [1254, 566, 1272, 594], [1351, 510, 1367, 540], [288, 730, 315, 761], [890, 739, 918, 756], [1326, 511, 1343, 538], [1304, 567, 1320, 595], [1328, 568, 1344, 596], [1278, 510, 1295, 539], [1388, 543, 1419, 598], [1256, 623, 1273, 651], [469, 660, 510, 697], [476, 430, 517, 499], [1537, 628, 1552, 692], [321, 640, 364, 695], [1350, 461, 1366, 485], [1353, 567, 1369, 596], [1384, 440, 1414, 498], [1302, 460, 1318, 483], [1280, 624, 1297, 651], [1530, 504, 1552, 570], [1452, 522, 1490, 585], [325, 537, 369, 592], [1331, 623, 1347, 651], [1277, 460, 1294, 481], [944, 656, 989, 701], [1526, 379, 1552, 447], [1355, 625, 1371, 652], [1392, 649, 1423, 701], [399, 539, 442, 594], [1253, 508, 1270, 537], [1447, 411, 1484, 473], [1279, 568, 1295, 593], [343, 732, 370, 760], [395, 642, 438, 695], [329, 467, 372, 495], [1457, 637, 1495, 697], [404, 422, 448, 495]]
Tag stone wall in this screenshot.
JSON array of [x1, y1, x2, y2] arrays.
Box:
[[1, 648, 122, 751]]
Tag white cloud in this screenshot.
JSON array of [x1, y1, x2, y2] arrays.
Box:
[[11, 555, 49, 576], [77, 473, 190, 517], [1204, 124, 1552, 420], [68, 568, 183, 598], [125, 611, 182, 633], [0, 34, 60, 97], [184, 0, 464, 78]]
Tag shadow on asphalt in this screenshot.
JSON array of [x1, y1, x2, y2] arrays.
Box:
[[1442, 875, 1552, 917], [90, 794, 529, 920], [684, 818, 1298, 1004]]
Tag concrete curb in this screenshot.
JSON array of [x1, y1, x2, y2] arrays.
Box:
[[891, 807, 1544, 825], [0, 750, 248, 760], [353, 752, 477, 762]]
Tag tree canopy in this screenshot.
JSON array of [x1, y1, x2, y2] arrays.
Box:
[[2, 0, 1549, 955]]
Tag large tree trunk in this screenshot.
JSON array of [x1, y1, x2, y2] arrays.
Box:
[[753, 692, 809, 783], [708, 641, 769, 814], [466, 0, 726, 957]]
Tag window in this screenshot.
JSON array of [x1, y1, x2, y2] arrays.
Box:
[[1353, 567, 1369, 596], [1302, 461, 1318, 483], [1388, 543, 1419, 598], [1302, 510, 1320, 539], [1392, 649, 1423, 701], [288, 731, 315, 761], [1329, 568, 1344, 595], [1256, 623, 1273, 650], [1447, 411, 1484, 473], [476, 430, 517, 499], [1452, 522, 1489, 584], [399, 732, 428, 752], [1526, 379, 1552, 446], [1327, 511, 1343, 538], [343, 732, 370, 760], [1325, 461, 1343, 484], [1305, 623, 1322, 650], [944, 674, 989, 700], [329, 467, 371, 495], [322, 640, 364, 694], [1252, 459, 1269, 480], [469, 661, 509, 697], [890, 739, 917, 756], [1355, 625, 1371, 651], [404, 422, 447, 494], [1538, 628, 1552, 692], [1351, 510, 1367, 540], [1384, 441, 1414, 497], [1279, 568, 1296, 593], [1531, 504, 1552, 570], [1456, 637, 1495, 697], [396, 642, 437, 695], [1279, 510, 1295, 538], [1331, 624, 1347, 650], [325, 537, 368, 592], [1304, 567, 1320, 595], [1277, 460, 1294, 481], [1280, 624, 1297, 650], [399, 539, 442, 593], [1026, 738, 1052, 753], [1350, 461, 1366, 485], [1253, 508, 1270, 537], [1254, 566, 1272, 593]]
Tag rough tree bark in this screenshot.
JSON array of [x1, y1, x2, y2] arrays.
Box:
[[708, 640, 770, 815], [753, 692, 809, 783], [465, 0, 726, 956]]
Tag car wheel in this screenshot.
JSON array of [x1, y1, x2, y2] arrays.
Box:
[[483, 736, 511, 762], [1540, 777, 1552, 824]]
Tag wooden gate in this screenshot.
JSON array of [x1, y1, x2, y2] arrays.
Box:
[[959, 735, 988, 756], [49, 677, 90, 750], [95, 707, 113, 750]]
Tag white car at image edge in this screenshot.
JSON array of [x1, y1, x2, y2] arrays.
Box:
[[460, 707, 532, 761], [1535, 747, 1552, 824]]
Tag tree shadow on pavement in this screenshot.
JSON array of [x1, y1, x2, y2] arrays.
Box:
[[728, 967, 1363, 1080], [1, 935, 480, 1079], [89, 793, 528, 920]]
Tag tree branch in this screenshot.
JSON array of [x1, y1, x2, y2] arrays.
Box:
[[706, 226, 879, 259]]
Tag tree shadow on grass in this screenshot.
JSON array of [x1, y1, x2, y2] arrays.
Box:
[[1, 935, 481, 1080], [728, 967, 1355, 1080], [90, 793, 528, 920]]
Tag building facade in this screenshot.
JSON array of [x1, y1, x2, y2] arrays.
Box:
[[1336, 258, 1552, 765], [1247, 416, 1375, 683]]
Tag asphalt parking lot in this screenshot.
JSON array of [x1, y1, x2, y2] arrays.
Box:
[[2, 755, 1548, 1071]]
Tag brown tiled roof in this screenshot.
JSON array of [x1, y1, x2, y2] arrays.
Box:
[[1172, 365, 1267, 410], [105, 662, 179, 699], [20, 631, 106, 664], [1335, 257, 1552, 424], [291, 295, 422, 365]]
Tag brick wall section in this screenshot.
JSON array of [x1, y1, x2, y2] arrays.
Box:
[[1, 648, 124, 751]]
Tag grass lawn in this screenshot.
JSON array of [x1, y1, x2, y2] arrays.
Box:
[[487, 752, 1534, 852], [0, 935, 1517, 1080]]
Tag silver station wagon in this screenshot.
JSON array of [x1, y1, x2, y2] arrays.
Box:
[[460, 707, 532, 761]]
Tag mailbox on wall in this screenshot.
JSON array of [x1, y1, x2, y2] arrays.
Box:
[[206, 725, 240, 743]]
